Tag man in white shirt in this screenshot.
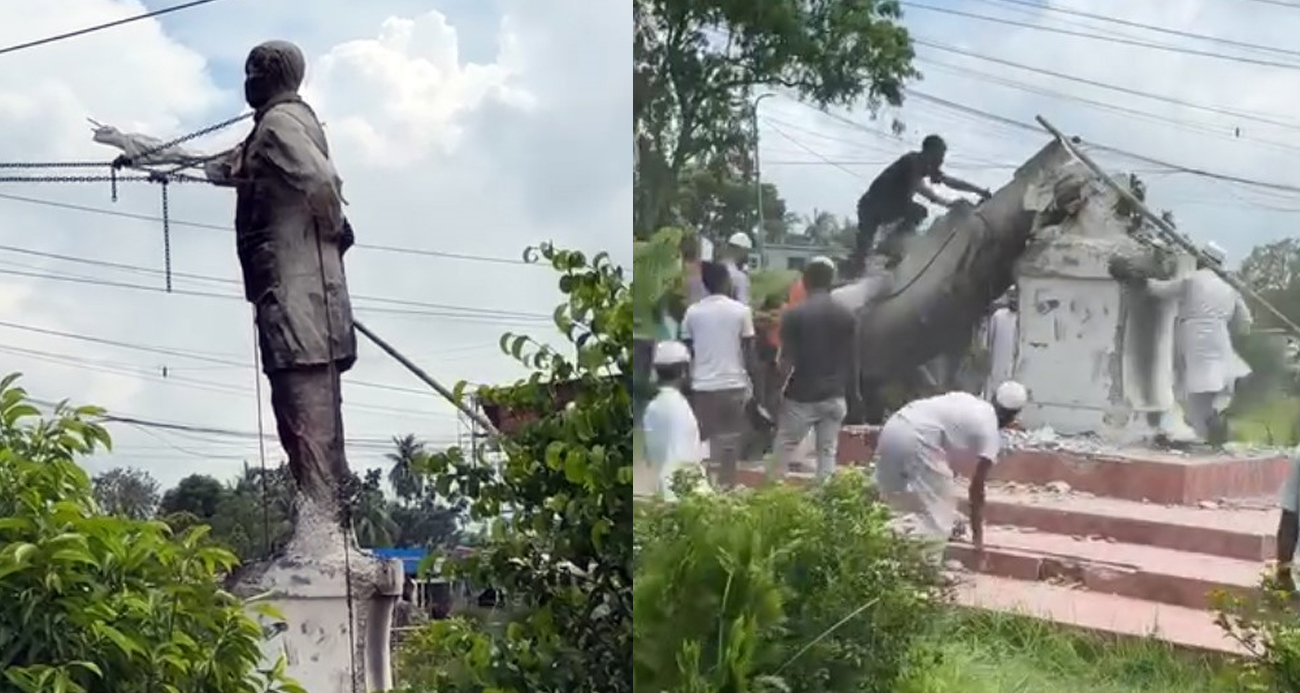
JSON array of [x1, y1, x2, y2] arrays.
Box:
[[1140, 242, 1252, 445], [874, 381, 1029, 559], [725, 232, 753, 305], [982, 289, 1019, 399], [641, 341, 708, 501], [681, 260, 759, 489]]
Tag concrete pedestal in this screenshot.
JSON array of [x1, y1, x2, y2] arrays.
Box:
[[230, 500, 403, 693]]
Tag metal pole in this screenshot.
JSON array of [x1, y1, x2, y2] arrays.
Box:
[[353, 319, 504, 440], [1035, 115, 1300, 338], [752, 92, 775, 269]]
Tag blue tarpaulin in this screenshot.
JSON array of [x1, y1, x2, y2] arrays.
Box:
[[370, 548, 427, 576]]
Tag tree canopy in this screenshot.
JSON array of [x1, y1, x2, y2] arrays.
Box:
[[634, 0, 916, 238]]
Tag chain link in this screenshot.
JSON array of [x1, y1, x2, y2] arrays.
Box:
[[0, 160, 111, 169], [0, 174, 155, 183], [117, 112, 253, 168], [160, 180, 172, 293]]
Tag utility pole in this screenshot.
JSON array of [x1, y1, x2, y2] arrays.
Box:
[[752, 92, 775, 269]]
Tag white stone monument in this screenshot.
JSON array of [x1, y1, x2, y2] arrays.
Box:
[[1013, 174, 1196, 442]]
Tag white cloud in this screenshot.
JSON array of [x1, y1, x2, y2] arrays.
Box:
[[0, 0, 627, 489]]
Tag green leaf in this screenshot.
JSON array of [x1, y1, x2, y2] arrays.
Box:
[[509, 334, 529, 361], [563, 450, 589, 484]]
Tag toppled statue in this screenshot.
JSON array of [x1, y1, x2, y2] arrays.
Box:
[[97, 40, 401, 693]]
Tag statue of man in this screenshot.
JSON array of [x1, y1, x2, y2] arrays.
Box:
[[205, 40, 357, 515]]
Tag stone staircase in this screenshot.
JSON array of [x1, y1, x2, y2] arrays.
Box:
[[736, 427, 1294, 655]]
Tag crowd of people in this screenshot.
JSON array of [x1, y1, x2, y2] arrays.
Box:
[[641, 133, 1263, 561]]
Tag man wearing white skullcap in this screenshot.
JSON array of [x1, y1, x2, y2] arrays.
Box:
[[641, 341, 709, 500], [1137, 241, 1252, 445], [873, 381, 1029, 558], [725, 232, 754, 304]]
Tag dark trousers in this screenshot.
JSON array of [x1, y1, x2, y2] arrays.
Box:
[[268, 365, 349, 507], [690, 388, 748, 489], [852, 198, 928, 274]]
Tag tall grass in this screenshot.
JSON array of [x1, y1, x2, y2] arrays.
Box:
[[904, 611, 1241, 693]]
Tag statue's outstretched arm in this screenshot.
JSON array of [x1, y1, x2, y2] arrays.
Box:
[[203, 146, 241, 187]]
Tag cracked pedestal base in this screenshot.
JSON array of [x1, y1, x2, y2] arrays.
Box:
[[229, 500, 404, 693]]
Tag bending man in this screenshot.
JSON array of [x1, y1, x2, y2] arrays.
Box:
[[852, 135, 991, 275], [874, 381, 1028, 559]]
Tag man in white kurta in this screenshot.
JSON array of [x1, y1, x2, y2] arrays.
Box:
[[982, 291, 1019, 399], [874, 381, 1028, 560], [641, 341, 710, 500], [1144, 242, 1252, 444]]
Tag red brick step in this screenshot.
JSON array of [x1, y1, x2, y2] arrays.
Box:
[[961, 487, 1276, 562], [953, 573, 1245, 655], [947, 526, 1262, 610]]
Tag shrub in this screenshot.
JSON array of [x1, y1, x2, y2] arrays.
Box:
[[634, 470, 945, 693], [0, 374, 299, 693], [397, 243, 632, 693], [1214, 579, 1300, 692]]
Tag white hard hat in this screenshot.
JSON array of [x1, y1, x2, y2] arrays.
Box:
[[1202, 241, 1226, 264], [653, 340, 690, 366], [993, 381, 1029, 411], [727, 232, 753, 250], [809, 255, 835, 268]]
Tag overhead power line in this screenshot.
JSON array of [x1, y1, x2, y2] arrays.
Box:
[[0, 243, 550, 321], [903, 2, 1300, 70], [0, 264, 550, 325], [0, 318, 491, 399], [903, 90, 1300, 196], [912, 39, 1300, 132], [0, 191, 534, 266], [972, 0, 1300, 58], [0, 0, 228, 57]]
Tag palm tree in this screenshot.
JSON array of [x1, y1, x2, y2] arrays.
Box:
[[386, 434, 426, 505], [351, 468, 399, 548]]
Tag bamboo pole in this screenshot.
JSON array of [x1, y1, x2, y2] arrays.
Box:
[[354, 319, 503, 440], [1035, 115, 1300, 338]]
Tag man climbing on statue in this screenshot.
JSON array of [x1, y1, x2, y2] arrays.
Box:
[[851, 134, 992, 276]]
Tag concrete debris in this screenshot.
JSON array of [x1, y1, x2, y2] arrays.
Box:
[[1002, 426, 1110, 455], [1197, 500, 1219, 510], [1045, 480, 1073, 494]]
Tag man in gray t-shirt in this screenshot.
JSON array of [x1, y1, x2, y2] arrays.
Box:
[[771, 258, 857, 480]]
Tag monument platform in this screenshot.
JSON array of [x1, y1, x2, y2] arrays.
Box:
[[834, 427, 1292, 503], [735, 433, 1294, 655]]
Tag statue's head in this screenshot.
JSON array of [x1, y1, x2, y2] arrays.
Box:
[[244, 40, 306, 109]]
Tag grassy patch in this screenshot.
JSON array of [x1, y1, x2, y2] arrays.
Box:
[[1232, 395, 1300, 446], [904, 611, 1241, 693]]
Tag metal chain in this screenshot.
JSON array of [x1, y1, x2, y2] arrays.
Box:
[[0, 174, 154, 183], [0, 160, 110, 169], [160, 179, 172, 293], [117, 112, 253, 168]]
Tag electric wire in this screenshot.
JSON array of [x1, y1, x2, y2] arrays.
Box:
[[902, 2, 1300, 70], [912, 39, 1300, 131], [971, 0, 1300, 58], [0, 0, 229, 58], [0, 191, 534, 266]]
